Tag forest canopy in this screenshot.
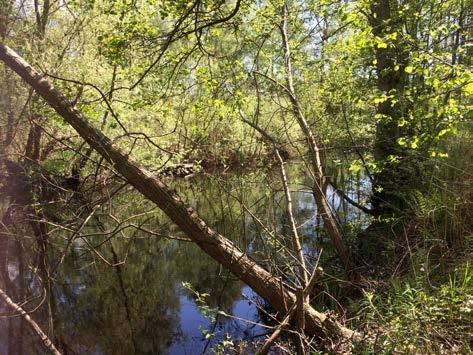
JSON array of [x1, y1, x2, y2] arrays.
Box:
[[0, 0, 471, 353]]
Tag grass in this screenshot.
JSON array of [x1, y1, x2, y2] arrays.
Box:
[[352, 257, 472, 353], [350, 131, 473, 354]]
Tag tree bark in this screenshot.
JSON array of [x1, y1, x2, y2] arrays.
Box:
[[279, 4, 355, 274], [0, 287, 61, 355], [276, 149, 308, 287], [369, 0, 409, 215], [0, 42, 356, 344]]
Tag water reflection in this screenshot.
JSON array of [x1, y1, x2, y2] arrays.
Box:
[[0, 161, 370, 354]]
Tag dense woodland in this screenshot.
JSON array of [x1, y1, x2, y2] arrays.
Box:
[[0, 0, 472, 353]]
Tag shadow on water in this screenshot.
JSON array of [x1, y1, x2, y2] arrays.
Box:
[[0, 161, 370, 354]]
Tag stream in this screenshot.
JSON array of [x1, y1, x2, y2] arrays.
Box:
[[0, 161, 370, 354]]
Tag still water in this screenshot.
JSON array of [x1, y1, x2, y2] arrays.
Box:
[[0, 161, 369, 354]]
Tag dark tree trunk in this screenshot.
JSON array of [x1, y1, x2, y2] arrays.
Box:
[[369, 0, 409, 216]]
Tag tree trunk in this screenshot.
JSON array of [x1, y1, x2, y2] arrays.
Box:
[[369, 0, 409, 216], [0, 42, 356, 344], [279, 4, 355, 274]]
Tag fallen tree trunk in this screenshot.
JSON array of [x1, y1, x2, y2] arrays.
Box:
[[0, 42, 356, 345]]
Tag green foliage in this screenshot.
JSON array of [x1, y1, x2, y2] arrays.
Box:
[[412, 130, 473, 247], [352, 130, 473, 352], [1, 0, 472, 351], [353, 260, 472, 353], [182, 281, 218, 323]]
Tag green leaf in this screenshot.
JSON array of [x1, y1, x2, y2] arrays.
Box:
[[374, 96, 388, 104], [349, 162, 362, 173], [398, 118, 407, 127], [464, 82, 473, 95]]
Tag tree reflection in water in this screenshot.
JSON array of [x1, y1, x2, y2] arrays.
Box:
[[0, 161, 369, 354]]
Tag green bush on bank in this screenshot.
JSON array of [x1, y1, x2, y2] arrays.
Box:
[[351, 131, 473, 354]]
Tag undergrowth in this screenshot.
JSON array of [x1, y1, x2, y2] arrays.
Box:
[[352, 258, 472, 353], [351, 132, 473, 354]]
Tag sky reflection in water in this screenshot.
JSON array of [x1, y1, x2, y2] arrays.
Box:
[[0, 162, 370, 354]]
